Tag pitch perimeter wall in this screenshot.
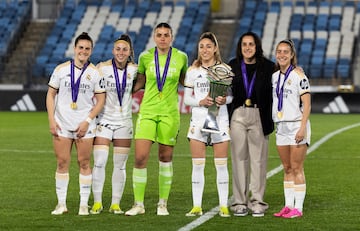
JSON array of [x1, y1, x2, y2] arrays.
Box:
[[0, 89, 358, 114]]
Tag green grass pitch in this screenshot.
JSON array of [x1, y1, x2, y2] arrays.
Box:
[[0, 112, 359, 230]]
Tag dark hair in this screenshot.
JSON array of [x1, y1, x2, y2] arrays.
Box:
[[154, 22, 172, 35], [236, 31, 264, 63], [114, 34, 135, 63], [75, 32, 93, 47]]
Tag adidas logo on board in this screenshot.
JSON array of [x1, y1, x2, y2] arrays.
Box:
[[322, 96, 349, 114], [11, 94, 37, 111]]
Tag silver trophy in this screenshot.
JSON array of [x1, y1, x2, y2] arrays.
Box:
[[202, 63, 234, 133]]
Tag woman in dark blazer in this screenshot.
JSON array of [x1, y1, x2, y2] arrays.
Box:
[[228, 31, 275, 217]]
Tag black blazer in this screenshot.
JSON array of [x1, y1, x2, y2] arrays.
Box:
[[228, 57, 275, 136]]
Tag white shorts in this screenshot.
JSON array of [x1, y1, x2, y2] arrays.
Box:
[[57, 126, 96, 139], [95, 121, 133, 140], [187, 122, 230, 145], [275, 120, 311, 146]]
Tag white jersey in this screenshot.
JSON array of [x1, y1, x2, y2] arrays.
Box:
[[48, 60, 105, 131], [272, 69, 310, 122], [96, 60, 138, 125], [184, 65, 229, 127]]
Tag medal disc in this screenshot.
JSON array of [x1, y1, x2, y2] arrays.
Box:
[[71, 102, 77, 109], [245, 99, 252, 106], [277, 111, 283, 119]]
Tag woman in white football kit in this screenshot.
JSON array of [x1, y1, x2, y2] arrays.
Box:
[[90, 34, 137, 215], [272, 39, 311, 218], [184, 32, 232, 217], [46, 32, 106, 216]]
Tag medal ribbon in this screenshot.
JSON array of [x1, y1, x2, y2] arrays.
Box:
[[70, 60, 88, 104], [112, 59, 127, 108], [240, 60, 256, 100], [276, 65, 293, 112], [155, 47, 172, 93]]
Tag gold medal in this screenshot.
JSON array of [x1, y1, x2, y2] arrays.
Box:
[[277, 111, 283, 119], [119, 106, 122, 112], [245, 99, 252, 106], [159, 92, 162, 99], [70, 102, 77, 109]]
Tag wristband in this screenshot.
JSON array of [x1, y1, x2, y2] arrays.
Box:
[[85, 117, 92, 123]]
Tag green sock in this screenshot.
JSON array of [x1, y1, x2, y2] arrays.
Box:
[[133, 168, 147, 204], [159, 161, 173, 200]]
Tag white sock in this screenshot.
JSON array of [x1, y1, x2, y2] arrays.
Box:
[[191, 158, 205, 207], [92, 145, 109, 203], [214, 158, 229, 207], [294, 184, 306, 212], [55, 172, 69, 205], [79, 174, 92, 206], [111, 147, 129, 205], [284, 181, 295, 208]]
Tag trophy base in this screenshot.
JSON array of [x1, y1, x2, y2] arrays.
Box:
[[201, 128, 221, 134], [202, 112, 220, 134]]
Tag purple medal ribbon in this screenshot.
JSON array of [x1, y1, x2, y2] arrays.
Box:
[[70, 60, 88, 105], [240, 60, 256, 100], [112, 59, 127, 108], [276, 65, 293, 112], [154, 47, 172, 94]]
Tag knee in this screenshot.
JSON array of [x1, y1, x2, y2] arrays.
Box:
[[93, 157, 107, 168], [159, 153, 172, 162], [57, 158, 69, 171], [78, 158, 91, 171], [135, 155, 147, 168]]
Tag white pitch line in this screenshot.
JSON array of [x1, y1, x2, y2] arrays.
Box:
[[178, 122, 360, 231]]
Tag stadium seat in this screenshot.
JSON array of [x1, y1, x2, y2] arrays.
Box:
[[0, 0, 31, 61], [28, 0, 359, 82], [316, 14, 329, 30], [329, 14, 341, 30], [229, 0, 359, 81]]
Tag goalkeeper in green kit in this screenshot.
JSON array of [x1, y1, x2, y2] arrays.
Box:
[[125, 22, 188, 216]]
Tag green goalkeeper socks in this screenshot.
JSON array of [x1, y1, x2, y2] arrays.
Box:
[[133, 168, 147, 204], [159, 161, 173, 200]]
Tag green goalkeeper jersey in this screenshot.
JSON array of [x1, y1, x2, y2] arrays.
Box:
[[138, 47, 188, 115]]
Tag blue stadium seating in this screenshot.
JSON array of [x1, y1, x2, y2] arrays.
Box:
[[233, 0, 360, 80], [4, 0, 356, 83], [32, 0, 210, 78], [316, 14, 329, 30], [0, 0, 31, 62]]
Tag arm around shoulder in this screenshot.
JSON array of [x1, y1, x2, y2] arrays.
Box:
[[132, 73, 146, 93]]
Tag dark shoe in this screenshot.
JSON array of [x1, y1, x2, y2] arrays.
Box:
[[232, 205, 248, 217]]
